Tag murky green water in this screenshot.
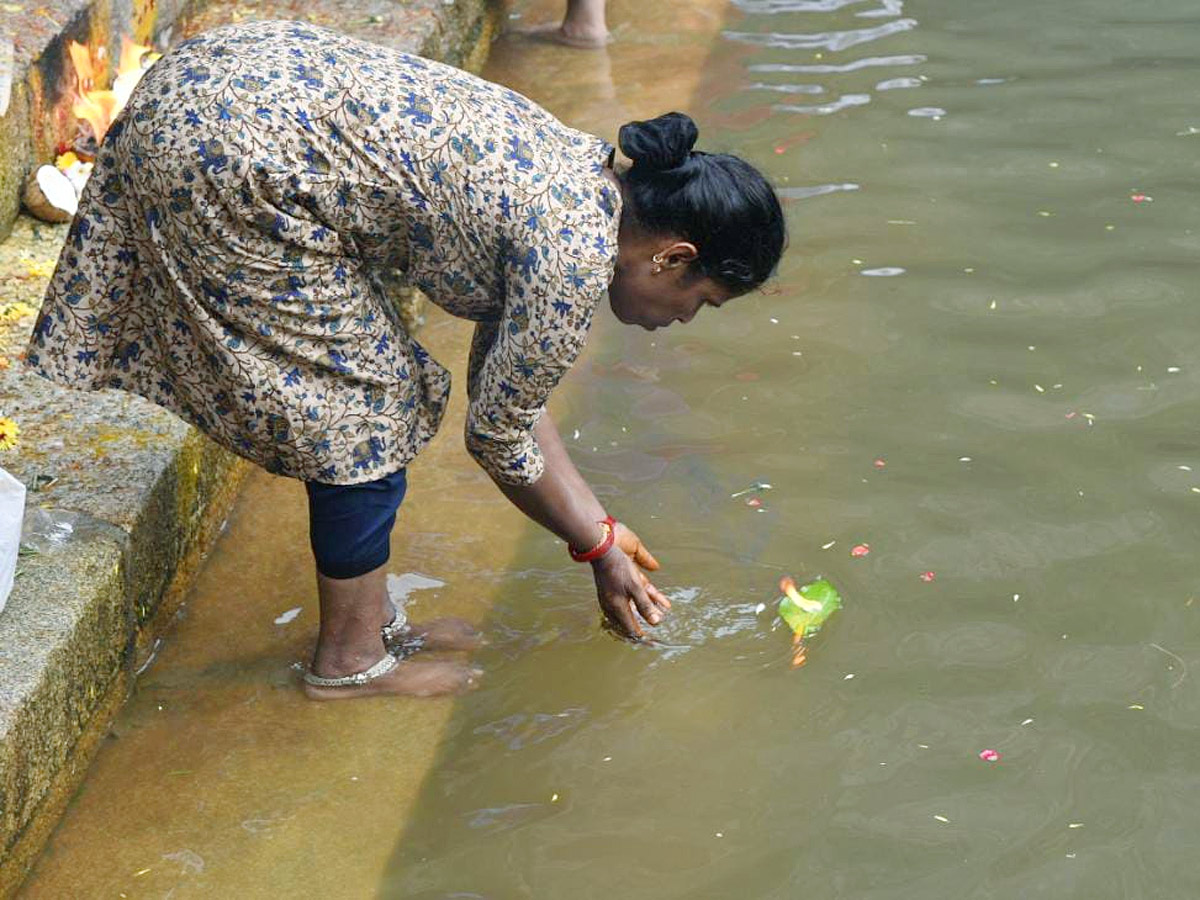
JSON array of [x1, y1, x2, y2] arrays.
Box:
[[21, 0, 1200, 897]]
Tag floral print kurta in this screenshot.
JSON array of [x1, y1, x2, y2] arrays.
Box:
[[28, 20, 621, 485]]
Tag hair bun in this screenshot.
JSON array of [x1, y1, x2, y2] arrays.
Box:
[[618, 112, 699, 172]]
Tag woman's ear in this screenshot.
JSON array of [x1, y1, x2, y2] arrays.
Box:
[[659, 241, 699, 269]]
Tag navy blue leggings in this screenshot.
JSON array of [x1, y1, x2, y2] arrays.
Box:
[[305, 469, 407, 580]]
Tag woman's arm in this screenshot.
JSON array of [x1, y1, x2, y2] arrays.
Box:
[[496, 412, 607, 550], [490, 413, 671, 637]]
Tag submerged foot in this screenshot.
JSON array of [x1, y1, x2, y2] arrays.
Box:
[[511, 22, 612, 49], [402, 617, 484, 652], [303, 656, 482, 700]]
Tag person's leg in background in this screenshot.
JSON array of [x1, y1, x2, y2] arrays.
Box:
[[514, 0, 611, 48], [558, 0, 610, 48]]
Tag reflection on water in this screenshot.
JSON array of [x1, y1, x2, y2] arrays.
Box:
[[382, 0, 1200, 895], [19, 0, 1200, 896], [726, 0, 923, 121], [726, 17, 918, 53]]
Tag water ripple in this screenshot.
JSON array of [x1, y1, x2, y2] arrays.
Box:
[[917, 512, 1164, 579], [724, 18, 917, 52], [778, 182, 861, 199], [896, 623, 1031, 668], [730, 0, 905, 15], [775, 93, 872, 115], [472, 707, 589, 750], [856, 0, 904, 17], [749, 54, 926, 73], [749, 81, 827, 94], [731, 0, 871, 14], [876, 75, 922, 90]]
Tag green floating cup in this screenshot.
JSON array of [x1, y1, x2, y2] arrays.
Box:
[[778, 576, 842, 640]]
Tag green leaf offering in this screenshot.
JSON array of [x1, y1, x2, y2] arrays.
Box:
[[778, 576, 842, 639]]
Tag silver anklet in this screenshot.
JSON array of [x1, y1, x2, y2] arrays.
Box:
[[381, 616, 409, 645], [303, 653, 397, 688], [382, 596, 425, 654]]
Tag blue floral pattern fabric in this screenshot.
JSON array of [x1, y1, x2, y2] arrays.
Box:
[[27, 20, 621, 485]]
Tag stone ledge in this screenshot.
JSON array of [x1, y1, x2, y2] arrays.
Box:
[[0, 0, 501, 893]]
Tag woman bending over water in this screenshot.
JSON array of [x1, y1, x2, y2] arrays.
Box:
[[28, 20, 786, 698]]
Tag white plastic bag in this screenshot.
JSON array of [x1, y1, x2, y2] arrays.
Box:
[[0, 467, 26, 614]]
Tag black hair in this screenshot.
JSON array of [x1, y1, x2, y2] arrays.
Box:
[[617, 111, 786, 294]]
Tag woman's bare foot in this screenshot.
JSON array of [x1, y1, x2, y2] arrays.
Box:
[[514, 22, 612, 49], [303, 657, 482, 700], [307, 566, 480, 700], [403, 616, 484, 652]]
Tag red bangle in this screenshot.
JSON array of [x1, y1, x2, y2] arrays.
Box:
[[569, 516, 617, 562]]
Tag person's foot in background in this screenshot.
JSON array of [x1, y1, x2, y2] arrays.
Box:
[[519, 0, 611, 48]]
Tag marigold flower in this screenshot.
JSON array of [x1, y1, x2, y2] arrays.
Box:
[[0, 417, 19, 451]]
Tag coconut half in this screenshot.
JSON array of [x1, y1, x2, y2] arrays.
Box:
[[23, 165, 78, 223]]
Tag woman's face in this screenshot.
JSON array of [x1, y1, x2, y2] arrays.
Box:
[[607, 241, 735, 330]]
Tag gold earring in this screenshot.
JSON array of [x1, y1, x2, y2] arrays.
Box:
[[651, 253, 665, 274]]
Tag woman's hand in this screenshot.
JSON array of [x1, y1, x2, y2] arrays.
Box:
[[614, 522, 661, 575], [489, 414, 671, 638], [591, 543, 672, 639]]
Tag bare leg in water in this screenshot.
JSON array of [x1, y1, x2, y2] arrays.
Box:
[[560, 0, 610, 47], [518, 0, 611, 48], [304, 565, 481, 700]]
